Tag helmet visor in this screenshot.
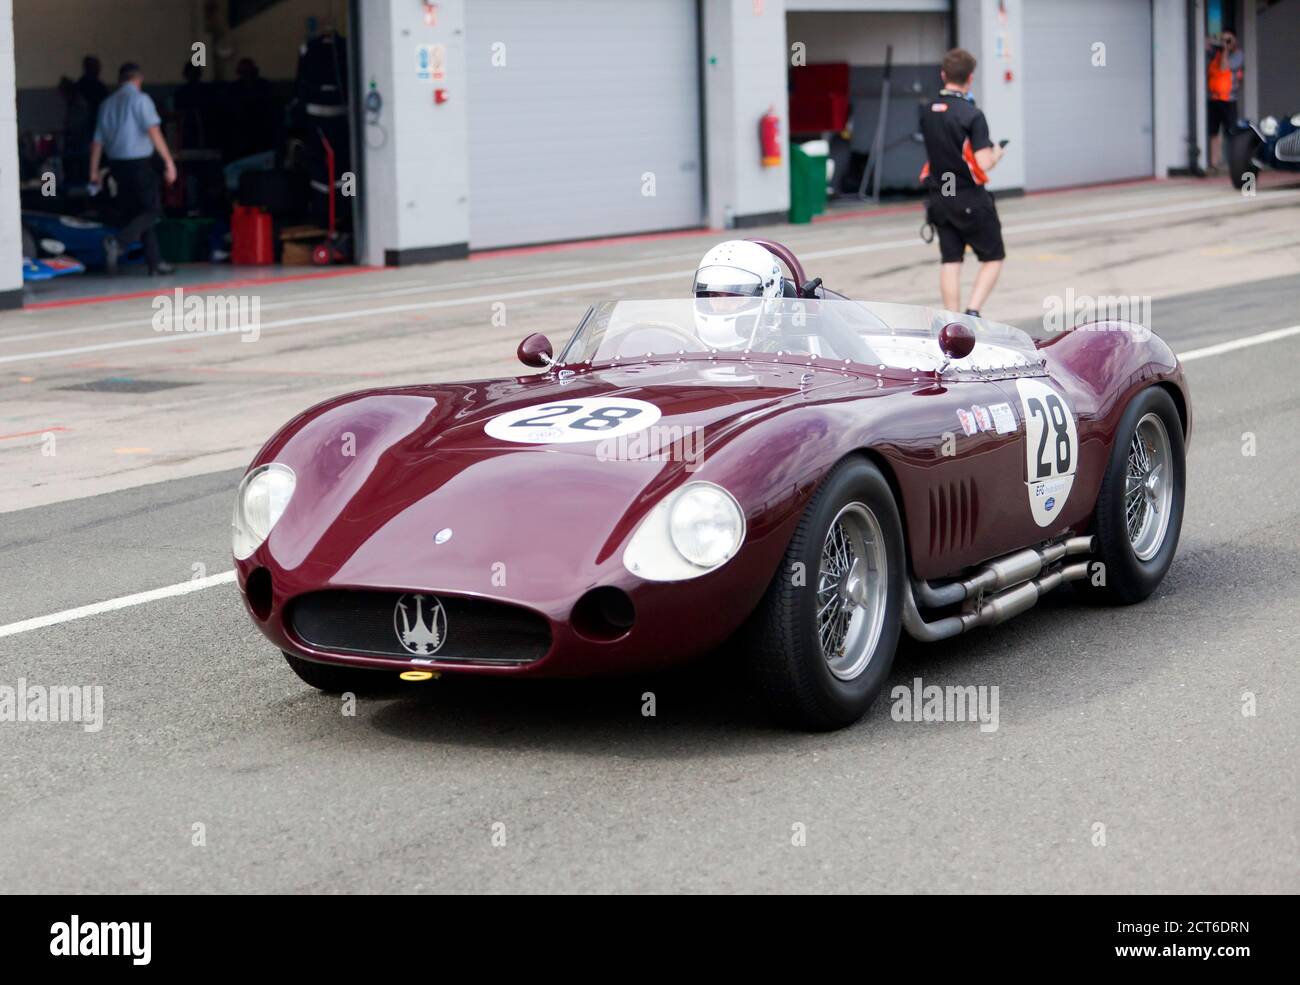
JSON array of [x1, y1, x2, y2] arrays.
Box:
[[693, 265, 764, 299]]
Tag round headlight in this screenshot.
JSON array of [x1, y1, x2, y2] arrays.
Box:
[[232, 463, 296, 560], [1260, 115, 1279, 137], [669, 482, 744, 568]]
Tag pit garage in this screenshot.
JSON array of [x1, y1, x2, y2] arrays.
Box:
[[12, 0, 359, 302], [786, 1, 951, 199]]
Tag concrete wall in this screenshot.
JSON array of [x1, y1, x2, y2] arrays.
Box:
[[0, 0, 22, 305], [702, 0, 791, 229], [954, 0, 1025, 192], [1190, 0, 1206, 171], [359, 0, 469, 265], [1153, 0, 1192, 176]]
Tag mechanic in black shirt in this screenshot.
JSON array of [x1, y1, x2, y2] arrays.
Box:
[[918, 48, 1005, 317]]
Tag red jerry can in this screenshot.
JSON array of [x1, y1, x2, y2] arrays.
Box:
[[231, 205, 274, 265]]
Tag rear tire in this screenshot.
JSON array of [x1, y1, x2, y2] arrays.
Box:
[[1076, 387, 1185, 605], [1228, 131, 1261, 189], [749, 456, 904, 731], [282, 652, 395, 694]]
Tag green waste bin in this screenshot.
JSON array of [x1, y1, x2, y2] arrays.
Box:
[[788, 140, 828, 224], [156, 217, 216, 263]]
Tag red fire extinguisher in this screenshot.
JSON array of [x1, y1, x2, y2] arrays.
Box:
[[759, 105, 782, 168]]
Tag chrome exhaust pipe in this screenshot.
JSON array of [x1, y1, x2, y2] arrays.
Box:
[[903, 546, 1093, 643], [902, 580, 965, 641], [957, 561, 1091, 631], [911, 535, 1094, 609]]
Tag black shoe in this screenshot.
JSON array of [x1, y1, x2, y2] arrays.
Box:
[[964, 308, 981, 317], [102, 235, 120, 275], [150, 262, 176, 276]]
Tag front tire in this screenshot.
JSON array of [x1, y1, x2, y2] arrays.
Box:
[[750, 456, 904, 731], [1228, 131, 1261, 189], [1077, 387, 1185, 604]]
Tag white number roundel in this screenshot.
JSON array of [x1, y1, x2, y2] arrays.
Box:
[[1015, 379, 1079, 527], [484, 397, 662, 444]]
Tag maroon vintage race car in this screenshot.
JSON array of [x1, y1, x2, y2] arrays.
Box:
[[233, 240, 1189, 730]]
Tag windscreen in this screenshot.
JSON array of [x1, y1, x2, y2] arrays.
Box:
[[559, 299, 1040, 373]]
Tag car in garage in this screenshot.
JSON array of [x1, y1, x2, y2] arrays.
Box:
[[1227, 112, 1300, 189], [232, 241, 1190, 730]]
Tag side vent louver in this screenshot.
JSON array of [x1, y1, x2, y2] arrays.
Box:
[[929, 478, 979, 555]]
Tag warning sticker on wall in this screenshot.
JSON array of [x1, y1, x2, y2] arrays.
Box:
[[416, 44, 446, 84]]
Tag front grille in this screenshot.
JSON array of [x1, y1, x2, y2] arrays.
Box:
[[289, 590, 551, 666], [1276, 130, 1300, 163]]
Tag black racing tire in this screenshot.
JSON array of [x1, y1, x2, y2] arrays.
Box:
[[749, 456, 904, 731], [282, 651, 395, 694], [1227, 131, 1261, 190], [1075, 387, 1185, 605]]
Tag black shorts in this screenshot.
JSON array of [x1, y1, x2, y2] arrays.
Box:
[[929, 189, 1005, 263], [1207, 99, 1237, 139]]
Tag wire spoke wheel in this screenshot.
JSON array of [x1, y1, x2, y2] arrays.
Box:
[[816, 502, 888, 681], [1124, 412, 1173, 561]]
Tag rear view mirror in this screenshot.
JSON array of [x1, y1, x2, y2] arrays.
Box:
[[517, 333, 554, 369], [938, 322, 976, 361]]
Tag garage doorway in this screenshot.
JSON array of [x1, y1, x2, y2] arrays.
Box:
[[12, 0, 361, 303]]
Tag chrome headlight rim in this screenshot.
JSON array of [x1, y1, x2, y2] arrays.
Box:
[[232, 462, 296, 561], [668, 481, 746, 569], [623, 480, 746, 582]]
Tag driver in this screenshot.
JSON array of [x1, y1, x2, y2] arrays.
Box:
[[691, 240, 784, 349]]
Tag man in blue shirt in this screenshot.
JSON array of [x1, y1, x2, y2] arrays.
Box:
[[89, 63, 178, 275]]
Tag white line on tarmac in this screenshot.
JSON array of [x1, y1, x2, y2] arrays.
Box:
[[1178, 323, 1300, 361], [0, 570, 236, 639], [3, 187, 1294, 365], [1, 322, 1298, 639]]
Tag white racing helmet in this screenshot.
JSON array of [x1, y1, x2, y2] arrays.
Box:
[[691, 240, 784, 348]]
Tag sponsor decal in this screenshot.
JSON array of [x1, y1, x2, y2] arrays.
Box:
[[485, 397, 662, 445], [989, 402, 1017, 434], [971, 405, 993, 432], [1044, 497, 1056, 511], [955, 408, 977, 436]]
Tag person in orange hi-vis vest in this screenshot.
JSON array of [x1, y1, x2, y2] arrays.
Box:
[[1206, 31, 1244, 174]]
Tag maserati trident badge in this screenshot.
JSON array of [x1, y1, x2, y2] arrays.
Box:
[[394, 594, 448, 656]]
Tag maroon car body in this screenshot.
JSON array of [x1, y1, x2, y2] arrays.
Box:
[[234, 277, 1190, 684]]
